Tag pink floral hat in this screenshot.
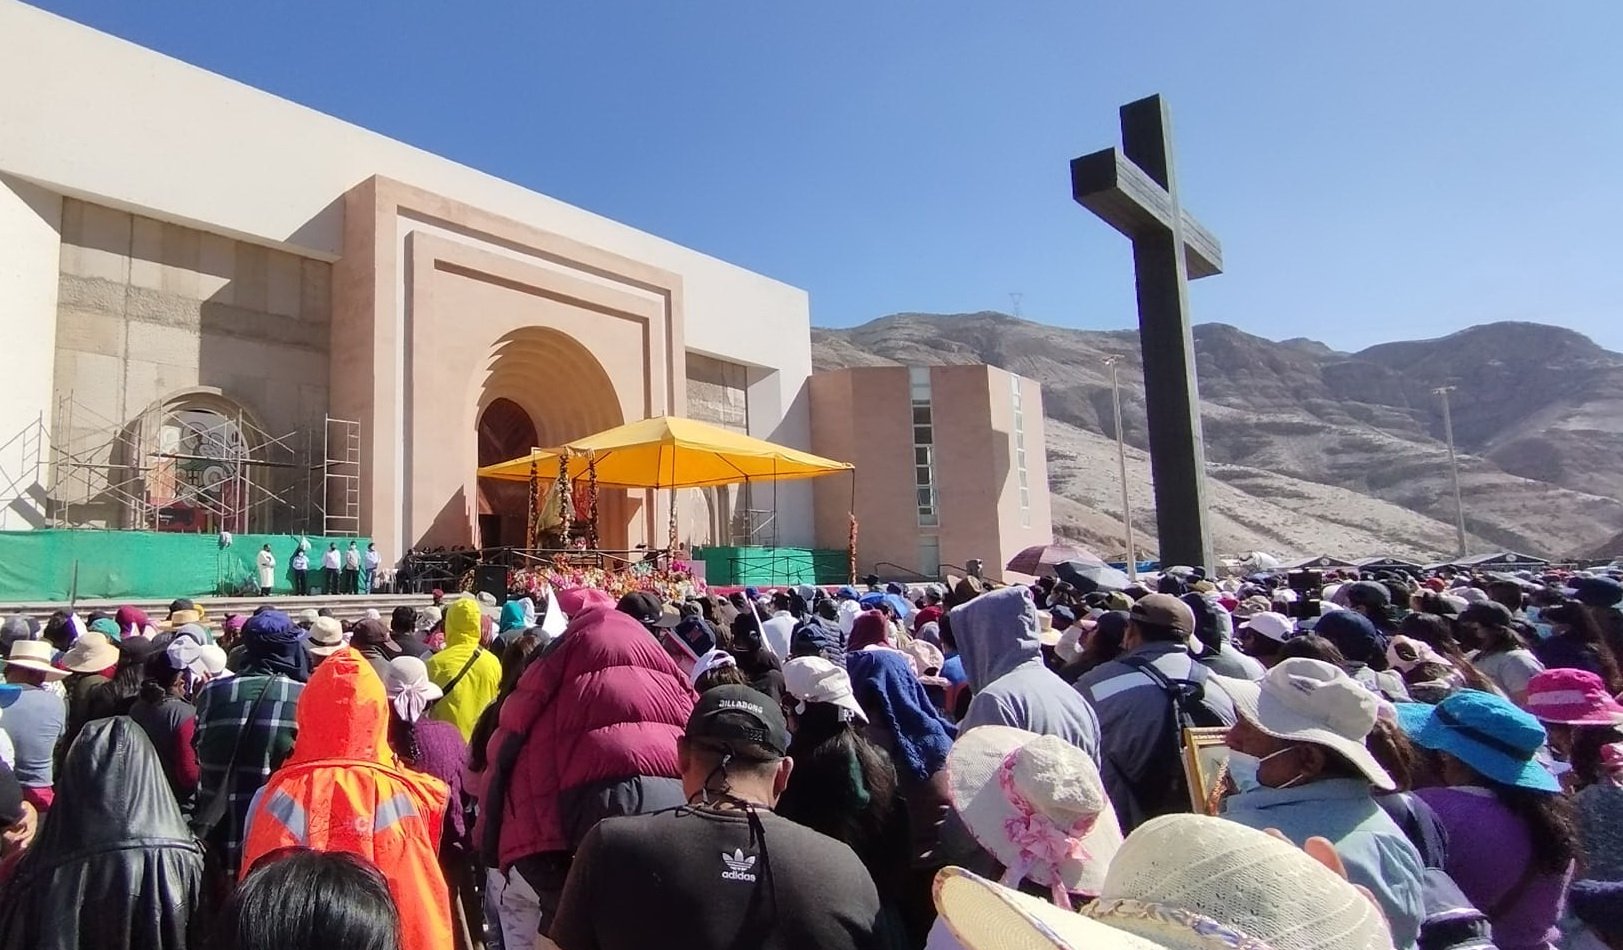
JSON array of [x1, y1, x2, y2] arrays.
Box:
[[947, 725, 1123, 906]]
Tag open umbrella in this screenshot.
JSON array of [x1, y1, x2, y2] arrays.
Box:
[[1005, 543, 1101, 579], [1056, 559, 1131, 594]]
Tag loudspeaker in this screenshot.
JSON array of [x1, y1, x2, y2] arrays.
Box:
[[474, 565, 509, 600]]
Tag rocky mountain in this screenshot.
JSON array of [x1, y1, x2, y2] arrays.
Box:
[[812, 313, 1623, 562]]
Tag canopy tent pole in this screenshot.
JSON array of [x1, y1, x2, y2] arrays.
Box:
[[525, 455, 539, 550], [587, 451, 601, 549], [848, 467, 858, 585]]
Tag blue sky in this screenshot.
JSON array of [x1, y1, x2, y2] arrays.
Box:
[[31, 1, 1623, 352]]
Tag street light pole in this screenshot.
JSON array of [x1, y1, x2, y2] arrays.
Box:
[[1433, 385, 1468, 558], [1104, 356, 1137, 581]]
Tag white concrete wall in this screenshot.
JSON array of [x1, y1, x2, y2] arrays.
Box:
[[0, 0, 817, 539], [0, 174, 62, 529]]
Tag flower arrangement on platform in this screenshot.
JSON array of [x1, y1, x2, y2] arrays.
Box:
[[510, 555, 706, 603]]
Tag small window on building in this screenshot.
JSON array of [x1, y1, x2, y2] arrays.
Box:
[[911, 368, 938, 528], [1011, 374, 1031, 528]]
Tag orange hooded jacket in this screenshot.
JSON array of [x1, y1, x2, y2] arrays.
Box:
[[240, 648, 452, 950]]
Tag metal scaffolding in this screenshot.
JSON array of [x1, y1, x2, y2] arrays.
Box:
[[0, 391, 352, 535], [316, 415, 362, 537]]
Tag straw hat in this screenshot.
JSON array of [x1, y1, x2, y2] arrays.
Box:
[[932, 867, 1265, 950], [61, 632, 119, 674], [3, 641, 67, 680], [162, 608, 203, 629], [1087, 814, 1394, 950], [307, 616, 346, 657], [948, 725, 1123, 900]]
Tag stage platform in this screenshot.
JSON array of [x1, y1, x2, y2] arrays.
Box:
[[0, 592, 433, 626]]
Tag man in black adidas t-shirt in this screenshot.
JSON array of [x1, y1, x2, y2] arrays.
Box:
[[549, 685, 888, 950]]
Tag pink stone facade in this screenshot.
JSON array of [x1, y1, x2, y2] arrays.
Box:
[[810, 365, 1054, 583]]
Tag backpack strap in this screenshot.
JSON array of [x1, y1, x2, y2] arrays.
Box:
[[1121, 653, 1210, 730]]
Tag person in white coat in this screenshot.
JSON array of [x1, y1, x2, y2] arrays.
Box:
[[255, 545, 275, 597]]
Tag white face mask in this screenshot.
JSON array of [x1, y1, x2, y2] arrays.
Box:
[[1226, 746, 1299, 794]]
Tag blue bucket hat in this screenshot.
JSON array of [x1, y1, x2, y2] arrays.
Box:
[[1397, 691, 1559, 792]]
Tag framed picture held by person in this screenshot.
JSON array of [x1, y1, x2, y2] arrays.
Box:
[[1182, 726, 1232, 815]]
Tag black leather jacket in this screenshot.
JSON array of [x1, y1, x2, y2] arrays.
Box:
[[0, 717, 208, 949]]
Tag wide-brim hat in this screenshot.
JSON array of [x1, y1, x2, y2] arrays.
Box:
[[62, 632, 119, 673], [1216, 661, 1395, 791], [159, 608, 204, 630], [947, 725, 1123, 897], [1524, 668, 1623, 727], [307, 617, 346, 656], [3, 640, 66, 680], [933, 867, 1263, 950], [1093, 814, 1394, 950], [1395, 694, 1559, 792]]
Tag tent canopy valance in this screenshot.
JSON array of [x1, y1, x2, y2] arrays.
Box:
[[476, 415, 854, 490]]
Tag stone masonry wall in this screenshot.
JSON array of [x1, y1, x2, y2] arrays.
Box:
[[51, 198, 331, 526]]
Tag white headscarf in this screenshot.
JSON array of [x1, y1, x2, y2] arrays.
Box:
[[384, 656, 444, 723]]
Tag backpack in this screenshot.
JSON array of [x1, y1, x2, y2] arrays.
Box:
[[1112, 654, 1228, 827]]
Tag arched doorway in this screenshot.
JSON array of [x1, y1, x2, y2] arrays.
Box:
[[473, 328, 629, 549], [475, 397, 539, 548]]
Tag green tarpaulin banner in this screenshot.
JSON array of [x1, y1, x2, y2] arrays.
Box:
[[0, 530, 373, 601]]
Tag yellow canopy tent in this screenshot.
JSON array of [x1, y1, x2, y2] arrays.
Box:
[[476, 415, 853, 488]]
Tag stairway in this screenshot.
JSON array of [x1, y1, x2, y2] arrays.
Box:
[[0, 592, 436, 626]]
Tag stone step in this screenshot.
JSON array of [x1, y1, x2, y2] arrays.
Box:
[[0, 593, 436, 626]]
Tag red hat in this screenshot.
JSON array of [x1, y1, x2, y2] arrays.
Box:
[[1525, 669, 1623, 726]]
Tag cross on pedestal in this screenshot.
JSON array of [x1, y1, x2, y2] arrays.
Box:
[[1071, 94, 1221, 572]]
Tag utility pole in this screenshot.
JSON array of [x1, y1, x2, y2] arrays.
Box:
[[1433, 385, 1468, 558], [1104, 356, 1137, 580], [1009, 292, 1024, 318]]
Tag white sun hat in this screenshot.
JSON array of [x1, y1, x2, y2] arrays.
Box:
[[947, 725, 1123, 903], [932, 866, 1266, 950], [1214, 657, 1395, 791], [1088, 814, 1395, 950], [782, 656, 867, 723]]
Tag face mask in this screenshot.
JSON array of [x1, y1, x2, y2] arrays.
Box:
[[1226, 747, 1296, 794]]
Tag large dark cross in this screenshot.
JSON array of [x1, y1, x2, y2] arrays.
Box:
[[1071, 94, 1221, 571]]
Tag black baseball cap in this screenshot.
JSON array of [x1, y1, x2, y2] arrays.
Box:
[[617, 591, 680, 629], [685, 685, 789, 759]]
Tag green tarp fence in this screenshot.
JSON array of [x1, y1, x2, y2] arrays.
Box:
[[0, 530, 372, 601], [696, 546, 850, 587]]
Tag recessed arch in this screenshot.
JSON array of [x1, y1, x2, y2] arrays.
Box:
[[471, 327, 629, 548]]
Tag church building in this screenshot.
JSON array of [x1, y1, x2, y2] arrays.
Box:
[[0, 2, 1051, 582]]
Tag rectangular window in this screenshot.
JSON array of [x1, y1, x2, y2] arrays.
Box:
[[911, 368, 938, 527], [1011, 374, 1031, 528]]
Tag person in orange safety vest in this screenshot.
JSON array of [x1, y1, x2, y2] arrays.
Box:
[[239, 647, 452, 950]]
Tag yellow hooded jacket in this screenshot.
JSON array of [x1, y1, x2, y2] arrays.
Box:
[[425, 597, 503, 740]]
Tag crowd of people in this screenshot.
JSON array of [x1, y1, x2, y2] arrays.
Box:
[[0, 561, 1621, 950]]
